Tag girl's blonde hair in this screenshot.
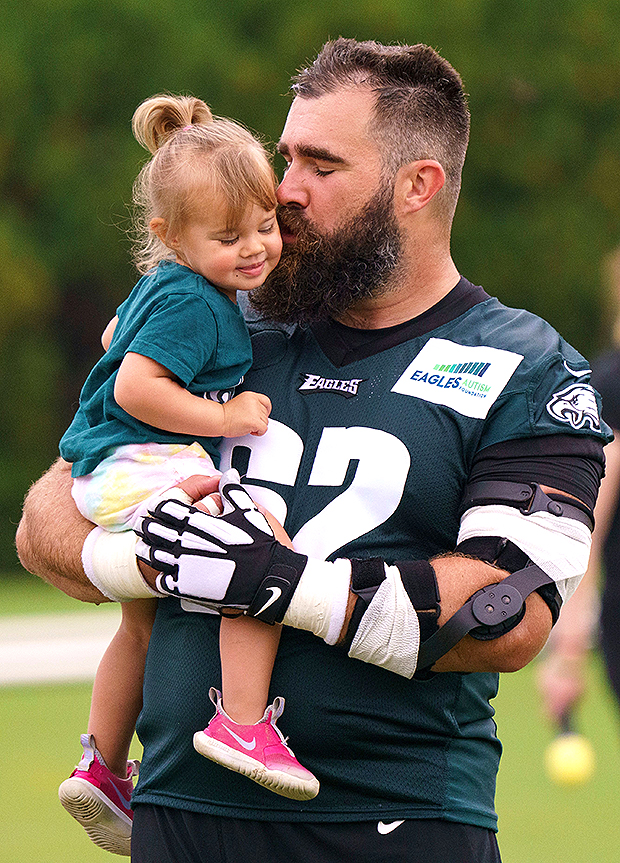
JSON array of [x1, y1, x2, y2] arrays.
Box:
[[131, 94, 278, 273]]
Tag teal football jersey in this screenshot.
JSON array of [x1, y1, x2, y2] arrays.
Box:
[[134, 280, 609, 829]]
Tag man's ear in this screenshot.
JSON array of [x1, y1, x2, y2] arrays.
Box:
[[149, 217, 179, 249], [394, 160, 446, 216]]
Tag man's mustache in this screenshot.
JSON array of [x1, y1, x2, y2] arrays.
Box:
[[276, 207, 311, 237]]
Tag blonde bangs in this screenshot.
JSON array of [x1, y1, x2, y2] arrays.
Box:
[[189, 143, 277, 232]]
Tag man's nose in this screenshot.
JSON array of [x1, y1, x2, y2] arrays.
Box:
[[276, 165, 309, 208]]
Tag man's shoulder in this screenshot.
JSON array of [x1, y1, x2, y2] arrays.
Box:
[[447, 295, 589, 378], [458, 295, 566, 350], [457, 296, 611, 444]]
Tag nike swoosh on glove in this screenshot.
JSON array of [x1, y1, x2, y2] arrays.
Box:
[[135, 470, 309, 623]]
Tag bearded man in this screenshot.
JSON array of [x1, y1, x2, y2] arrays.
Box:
[[17, 38, 610, 863]]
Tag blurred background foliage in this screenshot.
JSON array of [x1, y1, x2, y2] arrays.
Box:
[[3, 0, 620, 569]]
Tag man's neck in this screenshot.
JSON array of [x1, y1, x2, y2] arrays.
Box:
[[335, 253, 461, 330]]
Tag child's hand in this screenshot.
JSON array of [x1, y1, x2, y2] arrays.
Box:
[[222, 391, 271, 437], [257, 504, 294, 549]]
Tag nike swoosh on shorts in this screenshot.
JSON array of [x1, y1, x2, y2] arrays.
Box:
[[377, 820, 405, 834]]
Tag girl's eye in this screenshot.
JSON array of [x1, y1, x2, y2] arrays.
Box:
[[220, 237, 238, 246], [259, 222, 276, 234]]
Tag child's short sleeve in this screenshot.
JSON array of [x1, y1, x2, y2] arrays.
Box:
[[125, 293, 218, 385]]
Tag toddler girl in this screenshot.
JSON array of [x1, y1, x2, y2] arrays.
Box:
[[58, 94, 318, 857]]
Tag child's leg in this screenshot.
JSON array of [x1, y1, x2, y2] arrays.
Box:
[[59, 598, 157, 854], [194, 617, 319, 800], [218, 502, 292, 724], [193, 503, 319, 800], [88, 598, 157, 777], [219, 616, 281, 724]]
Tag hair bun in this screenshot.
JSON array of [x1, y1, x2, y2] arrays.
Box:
[[132, 94, 213, 153]]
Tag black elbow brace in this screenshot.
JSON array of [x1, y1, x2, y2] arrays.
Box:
[[415, 480, 585, 671], [416, 561, 554, 672]]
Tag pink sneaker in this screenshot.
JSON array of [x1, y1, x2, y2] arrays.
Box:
[[58, 734, 139, 856], [193, 688, 320, 801]]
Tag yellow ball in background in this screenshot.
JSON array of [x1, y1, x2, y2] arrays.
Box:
[[544, 733, 596, 786]]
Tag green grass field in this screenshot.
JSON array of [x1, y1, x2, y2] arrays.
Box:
[[1, 571, 619, 862]]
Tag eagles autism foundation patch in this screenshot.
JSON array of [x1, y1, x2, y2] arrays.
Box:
[[391, 337, 523, 419]]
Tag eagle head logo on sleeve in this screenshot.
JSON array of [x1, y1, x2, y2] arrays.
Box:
[[546, 383, 601, 431]]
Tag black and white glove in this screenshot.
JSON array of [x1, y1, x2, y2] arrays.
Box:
[[135, 469, 309, 623]]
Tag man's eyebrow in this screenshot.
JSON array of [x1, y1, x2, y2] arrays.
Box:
[[276, 141, 347, 165]]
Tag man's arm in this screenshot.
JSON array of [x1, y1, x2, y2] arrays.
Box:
[[16, 458, 107, 603], [136, 472, 558, 675], [330, 551, 551, 674], [13, 464, 554, 672]]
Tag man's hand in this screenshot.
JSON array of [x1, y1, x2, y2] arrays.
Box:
[[135, 470, 308, 621]]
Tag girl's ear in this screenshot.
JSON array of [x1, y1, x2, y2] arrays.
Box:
[[149, 217, 178, 248]]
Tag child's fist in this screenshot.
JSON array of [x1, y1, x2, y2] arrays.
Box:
[[222, 391, 271, 437]]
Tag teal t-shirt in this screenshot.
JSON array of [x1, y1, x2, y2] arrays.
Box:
[[60, 260, 252, 476]]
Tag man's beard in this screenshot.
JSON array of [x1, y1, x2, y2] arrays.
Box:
[[250, 185, 402, 324]]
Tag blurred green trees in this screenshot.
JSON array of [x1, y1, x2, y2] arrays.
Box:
[[3, 0, 620, 569]]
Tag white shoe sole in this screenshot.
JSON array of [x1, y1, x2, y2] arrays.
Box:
[[58, 776, 132, 856], [193, 732, 320, 801]]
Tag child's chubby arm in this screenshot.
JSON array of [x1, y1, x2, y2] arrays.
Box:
[[101, 316, 119, 351], [114, 351, 271, 438]]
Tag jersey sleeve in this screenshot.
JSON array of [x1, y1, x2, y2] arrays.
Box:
[[479, 338, 613, 451], [125, 293, 218, 386]]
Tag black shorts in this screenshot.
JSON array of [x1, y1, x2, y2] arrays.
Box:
[[131, 804, 501, 863]]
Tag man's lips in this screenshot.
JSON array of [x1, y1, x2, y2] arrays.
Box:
[[277, 211, 304, 244]]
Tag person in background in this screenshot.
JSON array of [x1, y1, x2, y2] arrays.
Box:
[[538, 249, 620, 723]]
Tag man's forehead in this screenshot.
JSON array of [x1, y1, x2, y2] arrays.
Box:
[[278, 89, 377, 157]]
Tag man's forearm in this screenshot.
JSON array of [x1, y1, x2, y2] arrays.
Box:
[[140, 510, 551, 672], [16, 458, 108, 604], [425, 555, 552, 672], [332, 553, 552, 674]]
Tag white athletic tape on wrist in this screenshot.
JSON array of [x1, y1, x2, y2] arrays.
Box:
[[82, 527, 161, 602], [348, 565, 420, 678], [458, 505, 592, 603], [282, 558, 352, 645]]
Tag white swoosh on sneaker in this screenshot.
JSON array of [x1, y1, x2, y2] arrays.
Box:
[[377, 820, 405, 835], [222, 724, 257, 751], [254, 586, 282, 617]]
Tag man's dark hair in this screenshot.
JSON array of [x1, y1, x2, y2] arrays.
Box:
[[292, 38, 470, 220]]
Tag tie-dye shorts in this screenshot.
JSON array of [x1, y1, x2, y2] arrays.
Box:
[[71, 441, 220, 531]]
